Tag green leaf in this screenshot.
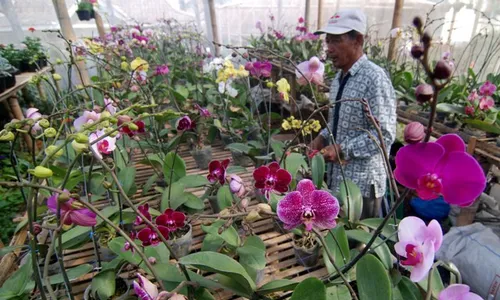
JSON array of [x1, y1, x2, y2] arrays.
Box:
[[283, 153, 307, 179], [339, 180, 363, 223], [108, 237, 141, 265], [356, 254, 392, 300], [270, 139, 285, 160], [140, 153, 164, 171], [118, 166, 136, 196], [226, 166, 247, 174], [194, 288, 216, 300], [174, 85, 189, 100], [179, 251, 256, 294], [152, 262, 184, 282], [114, 145, 129, 171], [163, 152, 186, 184], [201, 220, 240, 248], [183, 193, 205, 210], [176, 175, 209, 188], [46, 264, 93, 286], [323, 226, 350, 275], [345, 229, 393, 269], [0, 253, 33, 296], [142, 173, 159, 195], [393, 277, 422, 300], [165, 182, 187, 210], [14, 217, 28, 234], [464, 119, 500, 134], [237, 236, 266, 270], [257, 279, 297, 294], [311, 154, 325, 189], [217, 186, 233, 211], [417, 268, 444, 299], [91, 269, 116, 299], [436, 103, 464, 114], [357, 218, 400, 242], [144, 243, 170, 264], [0, 245, 27, 257], [201, 233, 225, 252], [226, 143, 252, 154], [326, 285, 352, 300], [290, 277, 326, 300]]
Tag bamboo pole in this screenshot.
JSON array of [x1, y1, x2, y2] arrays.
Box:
[[207, 0, 220, 57], [94, 11, 107, 41], [305, 0, 311, 31], [387, 0, 405, 61], [52, 0, 90, 85], [317, 0, 324, 30]]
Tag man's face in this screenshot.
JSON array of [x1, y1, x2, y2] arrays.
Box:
[[325, 33, 359, 71]]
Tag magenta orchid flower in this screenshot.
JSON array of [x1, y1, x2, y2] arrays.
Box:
[[74, 111, 100, 132], [277, 179, 339, 231], [47, 190, 97, 227], [194, 104, 211, 117], [479, 96, 494, 111], [207, 159, 230, 185], [134, 204, 152, 226], [137, 226, 169, 246], [154, 64, 170, 76], [229, 174, 246, 197], [119, 119, 146, 137], [176, 116, 193, 131], [25, 108, 42, 132], [479, 81, 497, 96], [296, 57, 325, 86], [438, 284, 482, 300], [245, 61, 272, 78], [253, 162, 292, 199], [395, 216, 443, 282], [133, 273, 186, 300], [89, 129, 117, 159], [467, 89, 479, 103], [156, 209, 186, 232], [394, 134, 486, 206]]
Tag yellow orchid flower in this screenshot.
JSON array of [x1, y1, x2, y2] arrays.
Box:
[[281, 120, 291, 130], [276, 78, 291, 103], [130, 57, 149, 72], [291, 119, 301, 129]]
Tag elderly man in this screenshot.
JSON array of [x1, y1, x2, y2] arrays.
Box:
[[311, 9, 397, 219]]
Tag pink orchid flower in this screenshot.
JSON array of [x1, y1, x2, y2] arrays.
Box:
[[89, 129, 117, 159], [134, 204, 152, 226], [479, 96, 494, 111], [133, 273, 186, 300], [394, 134, 486, 206], [467, 89, 479, 103], [194, 104, 211, 117], [253, 162, 292, 199], [156, 209, 186, 232], [395, 216, 443, 282], [296, 57, 325, 86], [207, 159, 230, 185], [154, 64, 170, 76], [47, 190, 97, 227], [465, 106, 475, 116], [277, 179, 339, 231], [74, 111, 100, 132], [176, 116, 194, 131], [438, 284, 482, 300], [25, 108, 42, 132], [103, 97, 117, 115], [479, 81, 497, 96], [245, 61, 272, 78]]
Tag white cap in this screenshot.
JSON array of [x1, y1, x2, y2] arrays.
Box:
[[315, 9, 367, 36]]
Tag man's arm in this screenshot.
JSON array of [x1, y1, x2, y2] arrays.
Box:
[[338, 72, 396, 160]]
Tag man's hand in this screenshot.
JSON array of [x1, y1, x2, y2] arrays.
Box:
[[311, 135, 324, 151], [321, 144, 344, 163]]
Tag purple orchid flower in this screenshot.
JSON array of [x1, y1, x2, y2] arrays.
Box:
[[438, 284, 482, 300], [47, 190, 96, 227]]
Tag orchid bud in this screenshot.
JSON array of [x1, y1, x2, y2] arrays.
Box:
[[284, 52, 292, 59], [130, 85, 140, 92], [415, 84, 434, 103], [245, 210, 262, 222], [109, 117, 118, 124], [30, 166, 53, 178], [242, 52, 249, 59], [410, 45, 424, 59], [240, 198, 249, 208], [58, 192, 71, 203], [118, 115, 132, 123], [404, 122, 425, 144], [433, 60, 452, 80], [44, 127, 57, 138], [0, 130, 15, 141], [103, 181, 113, 189], [266, 81, 275, 88], [421, 32, 432, 49], [32, 223, 42, 236], [38, 119, 50, 128], [100, 111, 111, 119], [229, 175, 245, 197], [128, 122, 139, 131], [148, 257, 156, 264], [412, 17, 423, 30], [53, 73, 62, 81], [257, 203, 273, 215], [70, 193, 80, 200], [220, 208, 231, 216], [71, 140, 89, 153], [74, 133, 89, 144], [45, 145, 63, 158]]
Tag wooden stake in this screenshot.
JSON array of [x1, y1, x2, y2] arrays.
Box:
[[305, 0, 311, 31], [52, 0, 90, 85], [317, 0, 324, 30], [207, 0, 220, 57], [387, 0, 404, 61], [94, 11, 107, 41]]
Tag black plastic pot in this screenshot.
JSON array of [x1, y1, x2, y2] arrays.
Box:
[[167, 224, 193, 258], [4, 73, 16, 89], [231, 150, 253, 167], [19, 59, 46, 73], [191, 146, 212, 170], [77, 10, 92, 21], [0, 76, 6, 93], [293, 239, 320, 268]]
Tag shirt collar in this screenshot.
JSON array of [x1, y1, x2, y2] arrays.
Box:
[[340, 54, 368, 78]]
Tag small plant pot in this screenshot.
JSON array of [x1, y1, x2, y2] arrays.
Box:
[[436, 112, 447, 123], [84, 277, 130, 300], [208, 195, 220, 213], [77, 10, 92, 21], [4, 73, 16, 89], [156, 179, 167, 188], [167, 224, 193, 258], [292, 237, 320, 268], [191, 146, 212, 170], [0, 77, 6, 93], [220, 133, 236, 146], [246, 126, 260, 141], [231, 150, 253, 167]]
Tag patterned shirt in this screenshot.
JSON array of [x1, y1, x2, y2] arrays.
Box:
[[320, 55, 397, 198]]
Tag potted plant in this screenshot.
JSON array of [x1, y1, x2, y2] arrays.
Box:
[[0, 44, 22, 70], [0, 57, 18, 91], [205, 158, 232, 213], [76, 1, 94, 21], [19, 37, 47, 72], [85, 262, 131, 300]]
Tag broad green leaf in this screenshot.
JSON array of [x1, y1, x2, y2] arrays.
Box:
[[114, 145, 129, 171], [194, 288, 216, 300], [326, 285, 352, 300], [357, 218, 400, 242], [226, 143, 252, 154], [290, 277, 326, 300], [174, 85, 189, 100], [91, 269, 116, 299], [237, 236, 266, 270], [163, 152, 186, 184], [356, 254, 392, 300], [108, 237, 141, 265], [201, 233, 225, 252], [0, 245, 27, 257], [144, 243, 170, 263], [0, 253, 33, 296], [464, 119, 500, 134], [118, 166, 136, 196], [165, 134, 183, 153], [345, 229, 393, 269], [140, 153, 163, 171], [176, 175, 210, 188], [226, 166, 246, 174], [215, 274, 254, 298], [257, 279, 297, 294], [436, 103, 464, 114], [165, 182, 187, 210], [417, 268, 444, 298], [142, 173, 159, 195], [270, 139, 285, 160], [217, 186, 233, 211], [179, 251, 256, 294], [283, 153, 307, 179], [323, 226, 350, 275], [201, 220, 240, 248], [393, 277, 422, 300], [182, 193, 205, 210], [151, 262, 184, 283], [311, 154, 325, 189], [45, 264, 93, 286], [339, 180, 363, 223]]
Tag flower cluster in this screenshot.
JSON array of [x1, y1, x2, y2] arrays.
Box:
[[47, 190, 97, 227], [281, 116, 321, 135], [215, 59, 248, 97], [133, 206, 186, 247], [253, 162, 291, 199], [466, 81, 497, 114], [245, 60, 272, 78]]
